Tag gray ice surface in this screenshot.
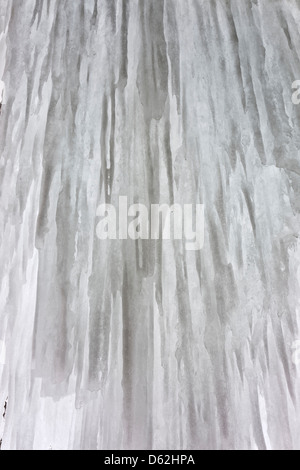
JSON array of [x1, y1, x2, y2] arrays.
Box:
[[1, 0, 300, 450]]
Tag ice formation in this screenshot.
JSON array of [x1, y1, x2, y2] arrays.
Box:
[[1, 0, 300, 450]]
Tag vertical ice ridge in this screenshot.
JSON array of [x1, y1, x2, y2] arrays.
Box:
[[137, 0, 168, 121]]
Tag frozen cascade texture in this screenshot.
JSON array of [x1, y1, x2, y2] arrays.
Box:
[[1, 0, 300, 450]]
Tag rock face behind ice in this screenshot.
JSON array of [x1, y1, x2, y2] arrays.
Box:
[[1, 0, 300, 450]]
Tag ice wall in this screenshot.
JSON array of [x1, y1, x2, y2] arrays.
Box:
[[1, 0, 300, 450]]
